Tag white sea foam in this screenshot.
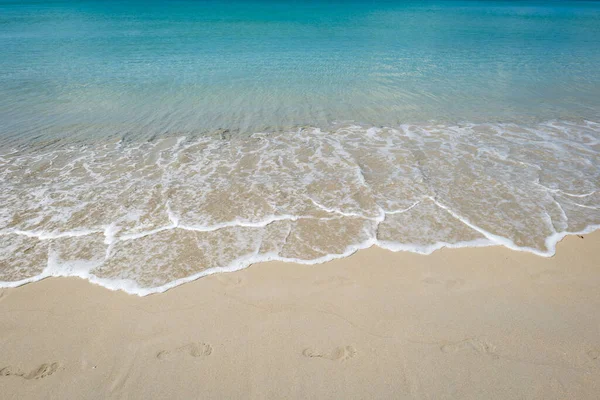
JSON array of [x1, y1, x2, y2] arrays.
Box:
[[0, 120, 598, 295]]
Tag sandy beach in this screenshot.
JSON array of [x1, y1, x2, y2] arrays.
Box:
[[1, 1, 599, 399], [0, 231, 599, 399]]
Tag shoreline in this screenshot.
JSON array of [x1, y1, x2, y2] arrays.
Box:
[[0, 225, 600, 297], [2, 226, 599, 296], [1, 231, 599, 399]]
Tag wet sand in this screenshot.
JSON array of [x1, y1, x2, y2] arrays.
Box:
[[3, 122, 599, 293], [1, 231, 599, 399]]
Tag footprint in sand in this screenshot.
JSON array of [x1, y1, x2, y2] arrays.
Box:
[[0, 363, 60, 380], [215, 274, 244, 287], [156, 342, 213, 361], [314, 276, 355, 288], [530, 269, 563, 283], [440, 338, 499, 359], [302, 346, 357, 362], [587, 349, 599, 361], [422, 277, 464, 289]]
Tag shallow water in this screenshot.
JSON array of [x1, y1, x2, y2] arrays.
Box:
[[2, 0, 600, 146], [1, 1, 599, 294]]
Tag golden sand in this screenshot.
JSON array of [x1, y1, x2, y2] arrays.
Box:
[[1, 231, 599, 399]]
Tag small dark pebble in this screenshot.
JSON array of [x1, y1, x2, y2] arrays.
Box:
[[577, 235, 584, 239]]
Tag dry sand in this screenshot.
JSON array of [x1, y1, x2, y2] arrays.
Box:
[[1, 231, 599, 399]]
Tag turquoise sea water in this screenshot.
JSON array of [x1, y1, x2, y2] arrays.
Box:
[[1, 0, 600, 144], [0, 1, 599, 294]]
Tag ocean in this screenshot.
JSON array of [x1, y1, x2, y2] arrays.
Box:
[[1, 0, 599, 294]]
